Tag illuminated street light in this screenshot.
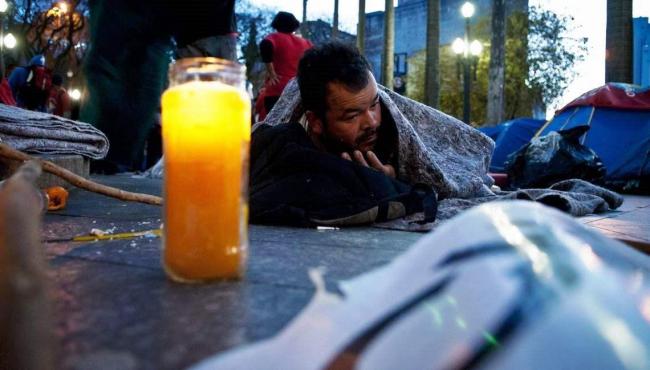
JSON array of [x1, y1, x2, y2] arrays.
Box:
[[70, 88, 81, 101], [470, 40, 483, 56], [58, 1, 69, 13], [455, 2, 481, 123], [3, 33, 16, 49], [0, 0, 6, 77], [452, 38, 466, 55], [461, 2, 475, 18]]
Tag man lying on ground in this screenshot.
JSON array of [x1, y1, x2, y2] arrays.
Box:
[[250, 42, 451, 226], [250, 42, 622, 230]]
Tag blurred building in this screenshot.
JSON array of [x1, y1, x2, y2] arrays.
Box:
[[363, 0, 528, 82], [633, 17, 650, 86]]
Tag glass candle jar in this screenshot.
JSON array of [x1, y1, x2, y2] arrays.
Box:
[[161, 58, 251, 282]]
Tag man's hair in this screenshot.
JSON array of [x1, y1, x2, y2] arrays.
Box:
[[271, 11, 300, 33], [297, 42, 371, 119]]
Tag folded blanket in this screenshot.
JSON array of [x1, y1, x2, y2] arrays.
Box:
[[0, 104, 109, 159], [260, 80, 623, 231]]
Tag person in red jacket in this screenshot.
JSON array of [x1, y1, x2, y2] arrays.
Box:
[[47, 74, 71, 118], [259, 11, 312, 114], [0, 77, 16, 106]]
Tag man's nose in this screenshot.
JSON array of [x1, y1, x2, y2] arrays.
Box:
[[361, 108, 379, 130]]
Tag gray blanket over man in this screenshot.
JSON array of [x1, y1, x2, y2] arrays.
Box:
[[0, 104, 109, 159], [259, 80, 623, 231]]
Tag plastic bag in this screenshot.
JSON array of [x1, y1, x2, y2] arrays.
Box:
[[505, 126, 606, 189]]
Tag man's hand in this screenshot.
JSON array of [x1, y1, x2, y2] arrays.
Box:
[[265, 63, 279, 86], [342, 150, 396, 178], [266, 70, 279, 86]]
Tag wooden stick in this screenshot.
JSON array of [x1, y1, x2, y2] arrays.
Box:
[[0, 143, 162, 206], [0, 161, 56, 370]]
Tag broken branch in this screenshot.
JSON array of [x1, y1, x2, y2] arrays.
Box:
[[0, 143, 162, 206]]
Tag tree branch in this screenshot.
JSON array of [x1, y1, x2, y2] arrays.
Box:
[[0, 143, 162, 206]]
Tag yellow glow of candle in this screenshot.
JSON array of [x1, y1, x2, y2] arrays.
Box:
[[162, 81, 251, 282]]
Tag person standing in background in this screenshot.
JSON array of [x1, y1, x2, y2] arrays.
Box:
[[47, 74, 71, 118], [258, 11, 312, 116], [173, 1, 237, 60], [81, 0, 237, 174], [8, 55, 52, 112]]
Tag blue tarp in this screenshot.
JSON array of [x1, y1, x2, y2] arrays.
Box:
[[480, 118, 546, 172], [537, 106, 650, 182], [478, 125, 504, 141]]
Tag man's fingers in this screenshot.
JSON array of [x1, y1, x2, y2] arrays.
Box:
[[384, 164, 396, 178], [353, 150, 369, 167], [366, 151, 384, 171], [367, 151, 396, 178], [341, 152, 352, 161]]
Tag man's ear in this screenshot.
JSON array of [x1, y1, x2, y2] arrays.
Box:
[[305, 111, 324, 135]]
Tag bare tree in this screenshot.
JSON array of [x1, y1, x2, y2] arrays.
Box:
[[605, 0, 632, 82], [381, 0, 394, 89], [7, 0, 88, 72], [301, 0, 308, 36], [424, 0, 440, 108], [332, 0, 339, 39], [486, 0, 506, 125], [357, 0, 366, 53]]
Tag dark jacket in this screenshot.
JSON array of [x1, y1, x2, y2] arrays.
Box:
[[249, 123, 437, 227]]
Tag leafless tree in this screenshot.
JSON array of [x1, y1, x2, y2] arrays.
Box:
[[424, 0, 440, 108], [301, 0, 308, 36], [381, 0, 394, 89], [6, 0, 88, 73], [486, 0, 506, 125], [357, 0, 366, 53], [332, 0, 339, 39]]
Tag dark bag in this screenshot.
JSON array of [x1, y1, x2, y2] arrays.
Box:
[[505, 126, 606, 189], [19, 65, 52, 110], [249, 123, 437, 227]]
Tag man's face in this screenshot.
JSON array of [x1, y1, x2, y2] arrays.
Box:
[[308, 72, 382, 154]]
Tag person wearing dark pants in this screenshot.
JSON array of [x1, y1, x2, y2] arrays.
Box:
[[81, 0, 236, 173]]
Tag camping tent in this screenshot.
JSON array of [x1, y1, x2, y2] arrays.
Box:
[[536, 83, 650, 185], [479, 118, 546, 172], [478, 125, 504, 142]]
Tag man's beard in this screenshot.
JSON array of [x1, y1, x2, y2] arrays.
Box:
[[319, 124, 378, 155]]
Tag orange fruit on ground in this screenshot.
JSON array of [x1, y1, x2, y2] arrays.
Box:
[[45, 186, 69, 211]]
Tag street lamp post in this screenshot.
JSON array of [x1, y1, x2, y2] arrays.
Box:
[[460, 2, 474, 123], [0, 0, 8, 78], [461, 2, 473, 123], [453, 2, 482, 124], [453, 36, 482, 124]]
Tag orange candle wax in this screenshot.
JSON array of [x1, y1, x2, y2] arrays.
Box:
[[162, 80, 251, 282]]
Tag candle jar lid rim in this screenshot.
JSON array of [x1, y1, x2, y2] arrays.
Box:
[[171, 57, 245, 72], [169, 57, 246, 87]]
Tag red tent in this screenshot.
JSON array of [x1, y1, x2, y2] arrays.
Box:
[[558, 83, 650, 113]]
